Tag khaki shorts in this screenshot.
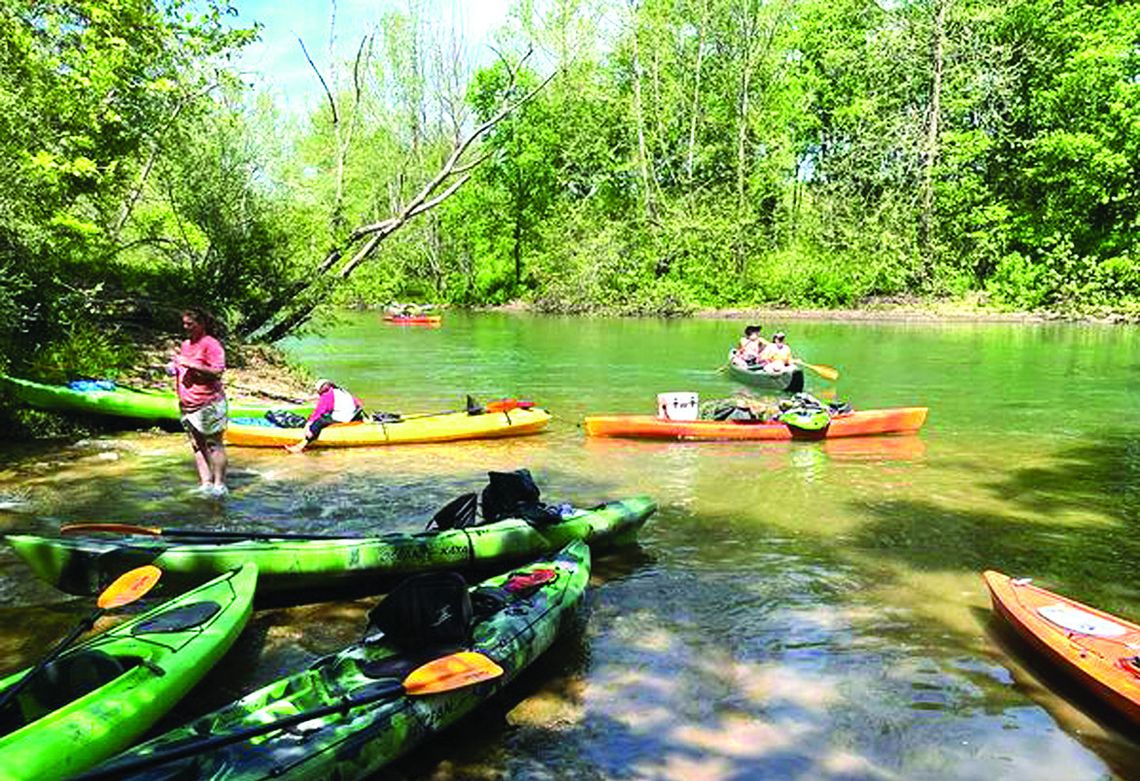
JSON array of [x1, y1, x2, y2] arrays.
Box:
[[181, 398, 228, 439]]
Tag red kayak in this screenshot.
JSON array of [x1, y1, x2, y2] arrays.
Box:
[[383, 314, 441, 326], [582, 407, 927, 441], [984, 570, 1140, 726]]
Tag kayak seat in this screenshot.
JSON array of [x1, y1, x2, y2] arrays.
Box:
[[424, 492, 479, 531], [366, 572, 473, 653], [0, 649, 134, 732], [131, 601, 220, 634]]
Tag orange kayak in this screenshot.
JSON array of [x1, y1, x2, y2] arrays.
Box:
[[582, 407, 927, 440], [983, 570, 1140, 726]]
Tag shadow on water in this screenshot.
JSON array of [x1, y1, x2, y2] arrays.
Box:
[[981, 610, 1140, 779], [848, 429, 1140, 611], [980, 430, 1140, 527]]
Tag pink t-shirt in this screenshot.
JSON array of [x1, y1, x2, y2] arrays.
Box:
[[176, 334, 226, 410], [308, 387, 363, 423]]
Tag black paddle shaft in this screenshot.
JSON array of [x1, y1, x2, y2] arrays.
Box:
[[73, 679, 405, 780], [0, 608, 101, 712]]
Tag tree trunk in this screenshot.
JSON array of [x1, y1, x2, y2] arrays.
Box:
[[627, 0, 656, 221], [242, 54, 554, 341], [919, 0, 948, 281]]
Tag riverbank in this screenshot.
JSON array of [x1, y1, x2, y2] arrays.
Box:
[[492, 295, 1140, 324]]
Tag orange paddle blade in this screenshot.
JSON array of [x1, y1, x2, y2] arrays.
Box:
[[404, 651, 504, 695], [98, 565, 162, 609], [797, 361, 839, 381], [62, 522, 162, 536]]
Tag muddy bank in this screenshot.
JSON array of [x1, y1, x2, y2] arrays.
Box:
[[490, 298, 1137, 324]]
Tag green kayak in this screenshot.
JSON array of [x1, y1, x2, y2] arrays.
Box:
[[6, 496, 655, 603], [84, 542, 590, 781], [0, 374, 311, 424], [0, 563, 257, 781], [726, 361, 805, 393]]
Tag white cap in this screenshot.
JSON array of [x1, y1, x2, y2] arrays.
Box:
[[314, 378, 333, 391]]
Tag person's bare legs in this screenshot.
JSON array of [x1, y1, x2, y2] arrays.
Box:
[[284, 424, 313, 454], [205, 437, 227, 488], [186, 428, 212, 486]]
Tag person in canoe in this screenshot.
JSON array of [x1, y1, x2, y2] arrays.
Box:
[[731, 325, 769, 367], [758, 331, 795, 371], [171, 308, 228, 497], [285, 378, 366, 453]]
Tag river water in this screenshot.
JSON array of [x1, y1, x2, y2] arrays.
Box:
[[2, 311, 1140, 780]]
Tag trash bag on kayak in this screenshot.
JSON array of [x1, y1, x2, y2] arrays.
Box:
[[265, 410, 307, 428]]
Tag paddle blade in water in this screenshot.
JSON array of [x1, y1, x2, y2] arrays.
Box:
[[403, 651, 504, 695], [98, 565, 162, 609]]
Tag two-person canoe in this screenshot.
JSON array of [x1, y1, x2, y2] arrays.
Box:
[[0, 564, 257, 781], [5, 496, 655, 602], [583, 407, 928, 441], [226, 407, 552, 447], [0, 374, 311, 424], [983, 569, 1140, 727], [726, 361, 805, 393], [82, 542, 591, 781]]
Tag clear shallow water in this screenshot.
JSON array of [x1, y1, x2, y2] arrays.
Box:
[[2, 311, 1140, 779]]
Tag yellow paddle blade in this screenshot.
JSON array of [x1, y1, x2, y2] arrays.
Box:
[[404, 651, 504, 695], [98, 565, 162, 609], [62, 522, 162, 537], [810, 363, 839, 381]]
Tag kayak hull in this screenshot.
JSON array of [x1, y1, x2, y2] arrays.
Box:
[[0, 375, 310, 423], [984, 570, 1140, 727], [583, 407, 928, 440], [383, 314, 442, 325], [0, 564, 257, 781], [226, 407, 552, 447], [5, 496, 655, 601], [726, 362, 805, 393], [89, 543, 591, 781]]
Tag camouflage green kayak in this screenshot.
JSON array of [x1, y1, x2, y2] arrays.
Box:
[[0, 374, 311, 424], [5, 496, 655, 602], [82, 541, 591, 781], [0, 563, 257, 781]]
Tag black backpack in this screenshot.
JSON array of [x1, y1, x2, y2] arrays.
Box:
[[366, 572, 472, 651], [481, 469, 561, 526]]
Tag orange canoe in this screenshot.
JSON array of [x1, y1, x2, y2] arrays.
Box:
[[983, 570, 1140, 726], [582, 407, 927, 441]]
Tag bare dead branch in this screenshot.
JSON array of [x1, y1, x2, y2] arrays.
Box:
[[299, 35, 339, 125]]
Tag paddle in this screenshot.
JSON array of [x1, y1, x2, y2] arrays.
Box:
[[60, 522, 349, 541], [397, 398, 532, 420], [794, 360, 839, 381], [228, 384, 307, 405], [74, 651, 504, 780], [0, 565, 162, 713]]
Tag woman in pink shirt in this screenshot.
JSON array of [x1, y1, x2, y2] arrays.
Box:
[[172, 308, 228, 496], [285, 378, 365, 453]]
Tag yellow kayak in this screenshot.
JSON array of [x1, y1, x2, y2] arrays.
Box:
[[225, 407, 552, 447]]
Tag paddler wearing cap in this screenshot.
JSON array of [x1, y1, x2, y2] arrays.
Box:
[[758, 331, 795, 371], [285, 378, 366, 453]]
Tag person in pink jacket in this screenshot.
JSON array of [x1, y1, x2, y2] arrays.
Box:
[[285, 378, 365, 453], [171, 308, 228, 496]]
